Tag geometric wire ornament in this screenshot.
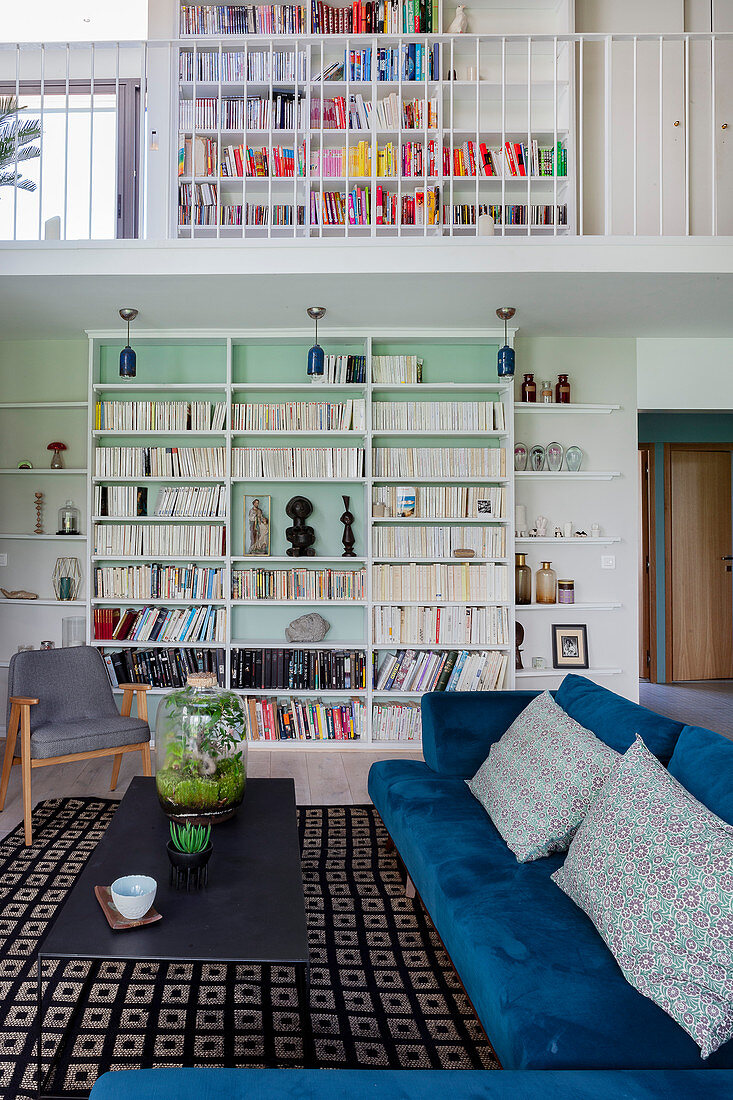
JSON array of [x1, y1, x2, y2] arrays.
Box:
[[52, 557, 81, 601]]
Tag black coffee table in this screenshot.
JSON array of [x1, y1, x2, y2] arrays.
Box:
[[36, 776, 311, 1098]]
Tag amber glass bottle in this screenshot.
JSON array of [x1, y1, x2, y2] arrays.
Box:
[[556, 374, 571, 403], [521, 374, 536, 402], [515, 553, 532, 604], [536, 561, 557, 604]]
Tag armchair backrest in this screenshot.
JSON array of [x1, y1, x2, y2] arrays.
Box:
[[7, 646, 119, 732]]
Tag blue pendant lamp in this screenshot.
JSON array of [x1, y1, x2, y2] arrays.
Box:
[[496, 306, 516, 378], [306, 306, 326, 377], [119, 307, 139, 378]]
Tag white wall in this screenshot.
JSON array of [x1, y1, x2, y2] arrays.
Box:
[[513, 337, 639, 701], [638, 338, 733, 410]]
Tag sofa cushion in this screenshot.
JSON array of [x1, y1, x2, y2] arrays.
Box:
[[31, 716, 150, 760], [668, 725, 733, 826], [555, 674, 682, 763], [466, 692, 619, 862], [368, 758, 733, 1070], [553, 737, 733, 1060], [88, 1067, 733, 1100]]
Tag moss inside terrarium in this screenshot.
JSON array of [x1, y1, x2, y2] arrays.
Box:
[[156, 755, 246, 819]]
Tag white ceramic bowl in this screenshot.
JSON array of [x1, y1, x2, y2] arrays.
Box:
[[110, 875, 157, 921]]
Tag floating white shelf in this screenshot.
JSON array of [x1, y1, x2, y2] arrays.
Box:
[[515, 472, 621, 481], [0, 533, 88, 541], [0, 401, 86, 409], [514, 403, 621, 414], [1, 599, 84, 607], [515, 537, 621, 545], [515, 602, 622, 611], [0, 468, 87, 475], [516, 668, 623, 678]]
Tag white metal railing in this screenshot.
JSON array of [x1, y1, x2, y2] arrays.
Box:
[[0, 33, 730, 241]]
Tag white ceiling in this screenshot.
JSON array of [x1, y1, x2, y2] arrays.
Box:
[[1, 242, 732, 339]]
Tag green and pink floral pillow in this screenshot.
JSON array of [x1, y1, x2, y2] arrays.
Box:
[[467, 691, 619, 863]]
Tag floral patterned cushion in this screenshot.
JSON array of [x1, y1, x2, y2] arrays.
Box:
[[552, 736, 733, 1059], [466, 691, 619, 863]]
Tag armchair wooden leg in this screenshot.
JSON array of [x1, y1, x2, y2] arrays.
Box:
[[141, 743, 152, 778], [20, 708, 33, 847], [0, 704, 19, 811], [110, 753, 123, 792]]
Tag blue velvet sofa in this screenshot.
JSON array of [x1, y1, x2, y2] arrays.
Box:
[[89, 1066, 732, 1099], [368, 675, 733, 1072]]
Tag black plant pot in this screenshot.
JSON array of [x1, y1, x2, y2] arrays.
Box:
[[167, 841, 213, 890]]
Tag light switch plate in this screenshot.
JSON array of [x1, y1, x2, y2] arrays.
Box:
[[600, 555, 616, 570], [0, 553, 7, 567]]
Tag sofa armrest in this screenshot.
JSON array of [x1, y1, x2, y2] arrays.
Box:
[[421, 691, 544, 778]]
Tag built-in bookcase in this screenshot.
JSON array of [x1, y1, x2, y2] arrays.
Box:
[[86, 329, 515, 748], [174, 1, 576, 238]]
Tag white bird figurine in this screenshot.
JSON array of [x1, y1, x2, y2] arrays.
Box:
[[447, 5, 468, 33]]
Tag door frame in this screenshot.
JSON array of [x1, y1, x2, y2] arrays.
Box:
[[639, 446, 657, 682], [664, 442, 733, 681]]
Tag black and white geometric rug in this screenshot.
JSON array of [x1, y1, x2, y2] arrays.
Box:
[[0, 798, 498, 1098]]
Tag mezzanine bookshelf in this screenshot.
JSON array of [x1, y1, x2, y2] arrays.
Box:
[[85, 329, 516, 748], [173, 0, 576, 237]]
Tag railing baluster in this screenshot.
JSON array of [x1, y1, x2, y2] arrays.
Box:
[[684, 34, 689, 236], [632, 36, 637, 236], [114, 43, 120, 237], [578, 36, 583, 236], [500, 36, 505, 237], [553, 36, 557, 236], [13, 44, 19, 241], [63, 43, 70, 240], [711, 34, 717, 235], [38, 44, 45, 241], [658, 35, 663, 235], [89, 43, 95, 240], [604, 35, 612, 235]]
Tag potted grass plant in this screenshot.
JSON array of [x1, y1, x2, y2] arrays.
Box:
[[167, 821, 213, 890]]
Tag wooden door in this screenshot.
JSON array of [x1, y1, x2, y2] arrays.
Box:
[[667, 446, 733, 681]]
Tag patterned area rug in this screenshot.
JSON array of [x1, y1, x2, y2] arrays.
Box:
[[0, 797, 497, 1098]]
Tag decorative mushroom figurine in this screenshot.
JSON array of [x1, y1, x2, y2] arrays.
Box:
[[47, 442, 67, 469]]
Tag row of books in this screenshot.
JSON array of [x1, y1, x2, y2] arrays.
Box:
[[342, 43, 440, 82], [232, 647, 367, 689], [372, 485, 506, 519], [243, 696, 366, 740], [444, 203, 568, 227], [231, 567, 366, 601], [309, 354, 366, 384], [372, 525, 506, 559], [179, 49, 308, 84], [94, 447, 226, 479], [310, 0, 436, 34], [373, 399, 505, 432], [231, 398, 366, 432], [232, 446, 365, 478], [103, 647, 226, 690], [180, 202, 308, 226], [373, 447, 506, 478], [180, 5, 308, 35], [150, 485, 228, 518], [179, 94, 305, 132], [372, 354, 422, 383], [372, 700, 421, 740], [93, 524, 226, 558], [179, 137, 219, 177], [94, 401, 226, 433], [311, 141, 372, 178], [446, 140, 567, 180], [375, 648, 508, 693], [372, 562, 509, 602], [95, 605, 227, 644], [309, 93, 437, 131], [373, 604, 509, 645], [310, 188, 372, 225], [95, 485, 147, 518], [93, 565, 225, 602]]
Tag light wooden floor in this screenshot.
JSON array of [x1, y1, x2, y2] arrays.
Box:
[[0, 746, 423, 842]]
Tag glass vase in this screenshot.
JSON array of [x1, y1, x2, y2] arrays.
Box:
[[58, 499, 80, 535], [155, 674, 248, 825], [536, 561, 557, 604], [515, 554, 532, 604]]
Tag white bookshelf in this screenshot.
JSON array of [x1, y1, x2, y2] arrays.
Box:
[[173, 1, 575, 238], [85, 327, 515, 748]]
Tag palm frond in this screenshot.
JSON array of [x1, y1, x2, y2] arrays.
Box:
[[0, 171, 36, 191], [0, 95, 41, 192]]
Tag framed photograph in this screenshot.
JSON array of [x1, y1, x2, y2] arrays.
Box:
[[244, 495, 271, 556], [551, 624, 589, 669], [476, 499, 493, 516], [396, 486, 416, 517]]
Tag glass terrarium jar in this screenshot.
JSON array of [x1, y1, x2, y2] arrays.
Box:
[[58, 499, 80, 535], [155, 673, 248, 825]]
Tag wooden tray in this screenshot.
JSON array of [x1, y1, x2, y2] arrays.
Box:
[[94, 885, 162, 931]]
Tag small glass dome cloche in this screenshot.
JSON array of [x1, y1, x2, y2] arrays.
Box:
[[155, 674, 247, 825], [58, 499, 80, 535]]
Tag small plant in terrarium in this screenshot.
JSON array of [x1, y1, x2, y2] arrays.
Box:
[[155, 674, 247, 824]]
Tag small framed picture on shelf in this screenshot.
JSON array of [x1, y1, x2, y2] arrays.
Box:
[[396, 486, 416, 518], [551, 624, 589, 669], [476, 499, 494, 516], [244, 495, 271, 556]]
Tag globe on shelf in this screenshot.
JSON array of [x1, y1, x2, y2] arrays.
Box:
[[155, 674, 248, 825]]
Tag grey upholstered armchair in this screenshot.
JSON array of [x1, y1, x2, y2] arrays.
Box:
[[0, 646, 151, 845]]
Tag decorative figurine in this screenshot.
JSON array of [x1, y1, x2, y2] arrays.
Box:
[[554, 526, 563, 538], [1, 588, 38, 600], [34, 491, 44, 534], [285, 496, 316, 556], [447, 4, 468, 33], [340, 495, 356, 557], [286, 613, 331, 643], [515, 621, 524, 670], [17, 460, 32, 469], [47, 442, 67, 469], [535, 515, 549, 537]]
